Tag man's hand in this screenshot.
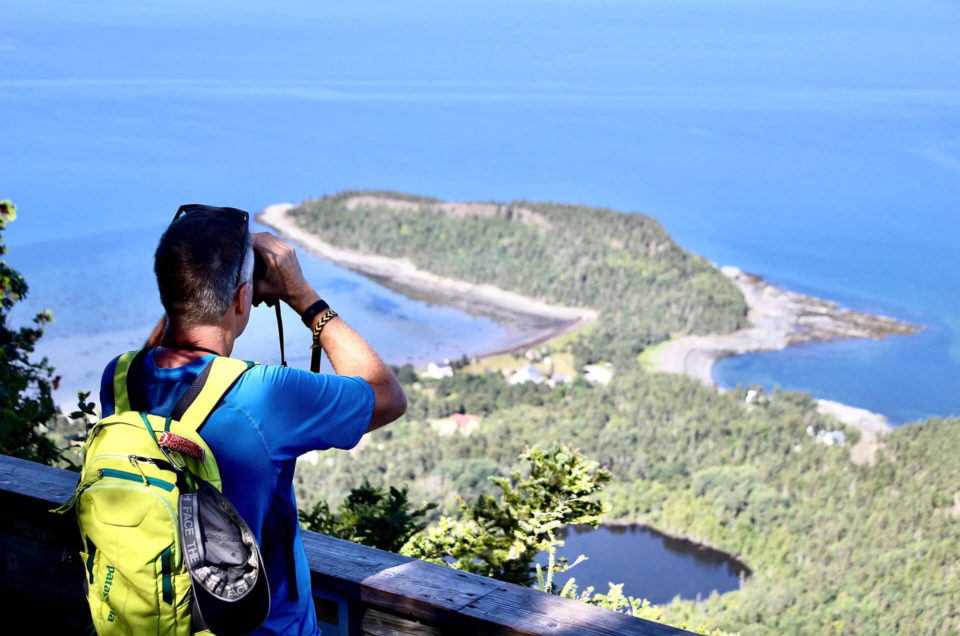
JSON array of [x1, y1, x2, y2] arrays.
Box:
[[252, 232, 320, 315]]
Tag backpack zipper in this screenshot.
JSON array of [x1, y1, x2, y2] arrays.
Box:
[[88, 452, 179, 474], [98, 468, 176, 492]]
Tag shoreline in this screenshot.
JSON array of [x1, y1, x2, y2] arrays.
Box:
[[656, 266, 921, 389], [256, 203, 598, 358], [656, 266, 921, 444]]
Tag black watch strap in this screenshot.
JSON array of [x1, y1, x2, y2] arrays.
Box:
[[300, 299, 330, 327]]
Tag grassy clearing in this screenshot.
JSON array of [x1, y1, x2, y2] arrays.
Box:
[[548, 320, 599, 349], [461, 351, 578, 379], [637, 338, 675, 372], [462, 353, 524, 375]]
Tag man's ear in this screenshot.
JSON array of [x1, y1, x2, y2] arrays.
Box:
[[235, 281, 252, 314]]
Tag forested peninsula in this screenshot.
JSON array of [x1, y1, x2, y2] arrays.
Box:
[[259, 192, 958, 635]]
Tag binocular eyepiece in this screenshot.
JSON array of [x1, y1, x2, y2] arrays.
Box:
[[253, 251, 267, 282], [251, 252, 275, 307]]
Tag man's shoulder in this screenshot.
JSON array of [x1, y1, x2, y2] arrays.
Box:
[[102, 350, 135, 374], [226, 361, 309, 400], [226, 361, 374, 416], [230, 359, 277, 386], [218, 362, 374, 456], [232, 361, 371, 391], [99, 350, 131, 392]]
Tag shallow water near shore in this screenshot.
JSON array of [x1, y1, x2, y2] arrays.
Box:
[[6, 222, 541, 407]]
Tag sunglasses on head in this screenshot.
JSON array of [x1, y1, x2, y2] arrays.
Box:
[[174, 204, 251, 288]]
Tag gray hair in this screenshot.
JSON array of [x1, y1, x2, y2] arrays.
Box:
[[155, 210, 253, 327]]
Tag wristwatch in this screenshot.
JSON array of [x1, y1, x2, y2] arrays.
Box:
[[300, 299, 330, 327]]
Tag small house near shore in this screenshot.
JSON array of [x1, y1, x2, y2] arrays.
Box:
[[584, 362, 614, 385], [422, 360, 454, 379], [509, 364, 544, 385]]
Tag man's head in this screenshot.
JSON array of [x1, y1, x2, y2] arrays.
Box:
[[155, 205, 254, 328]]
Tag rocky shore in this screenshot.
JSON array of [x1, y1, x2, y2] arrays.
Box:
[[656, 266, 921, 447], [656, 266, 921, 386]]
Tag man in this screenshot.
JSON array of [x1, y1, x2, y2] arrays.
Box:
[[99, 205, 406, 634]]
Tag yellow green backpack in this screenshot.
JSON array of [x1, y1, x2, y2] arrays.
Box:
[[55, 350, 266, 635]]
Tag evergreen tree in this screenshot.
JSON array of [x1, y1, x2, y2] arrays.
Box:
[[0, 200, 60, 464]]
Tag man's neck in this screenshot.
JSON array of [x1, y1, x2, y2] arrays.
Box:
[[155, 324, 234, 368]]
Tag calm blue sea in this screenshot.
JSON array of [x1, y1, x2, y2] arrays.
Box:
[[2, 0, 958, 424]]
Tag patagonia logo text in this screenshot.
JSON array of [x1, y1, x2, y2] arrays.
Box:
[[103, 565, 115, 602]]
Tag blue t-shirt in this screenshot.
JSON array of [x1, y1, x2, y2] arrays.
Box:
[[100, 349, 374, 635]]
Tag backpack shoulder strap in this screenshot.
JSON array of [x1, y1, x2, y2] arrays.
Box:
[[112, 349, 149, 413], [174, 357, 256, 435]]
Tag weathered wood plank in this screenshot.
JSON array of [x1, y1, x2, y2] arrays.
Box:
[[303, 530, 690, 635], [0, 456, 89, 630], [0, 453, 79, 505], [361, 607, 447, 636], [302, 528, 413, 584], [304, 531, 500, 624], [360, 559, 502, 626], [459, 583, 691, 636]]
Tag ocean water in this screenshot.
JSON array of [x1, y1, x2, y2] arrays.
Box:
[[2, 0, 958, 423]]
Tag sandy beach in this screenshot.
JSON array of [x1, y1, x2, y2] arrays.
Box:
[[256, 203, 597, 357]]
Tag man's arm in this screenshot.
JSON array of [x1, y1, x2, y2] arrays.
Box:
[[252, 232, 406, 431], [312, 316, 406, 431]]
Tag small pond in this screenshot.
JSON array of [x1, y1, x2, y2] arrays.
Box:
[[537, 524, 749, 605]]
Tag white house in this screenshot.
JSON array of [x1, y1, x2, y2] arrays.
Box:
[[423, 361, 454, 379], [298, 450, 319, 465], [583, 363, 614, 385], [509, 364, 544, 385], [820, 430, 846, 446], [807, 425, 847, 447]]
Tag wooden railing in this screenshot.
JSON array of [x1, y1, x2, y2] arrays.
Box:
[[0, 454, 692, 635]]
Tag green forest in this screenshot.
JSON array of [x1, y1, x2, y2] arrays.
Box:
[[289, 192, 960, 635]]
